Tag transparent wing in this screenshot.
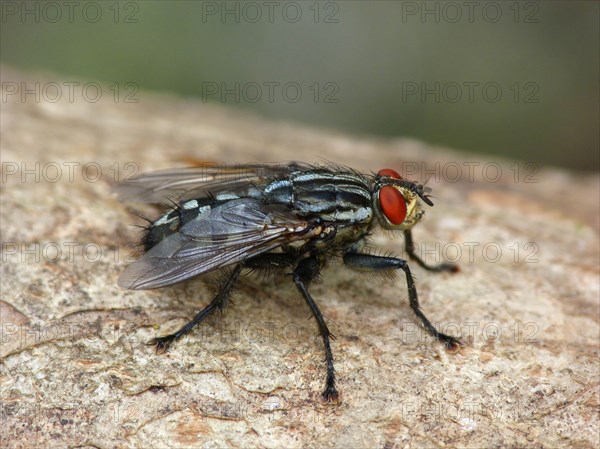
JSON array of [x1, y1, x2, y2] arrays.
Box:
[[118, 198, 317, 289], [116, 163, 301, 203]]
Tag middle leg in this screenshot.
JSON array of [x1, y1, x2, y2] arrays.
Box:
[[292, 256, 339, 402]]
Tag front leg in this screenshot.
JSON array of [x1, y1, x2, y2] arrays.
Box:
[[404, 229, 459, 273], [343, 252, 461, 349]]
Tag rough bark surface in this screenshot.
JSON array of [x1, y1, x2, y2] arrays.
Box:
[[1, 67, 599, 449]]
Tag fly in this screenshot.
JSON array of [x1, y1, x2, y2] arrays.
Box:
[[116, 162, 462, 402]]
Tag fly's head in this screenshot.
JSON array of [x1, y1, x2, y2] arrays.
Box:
[[372, 168, 433, 231]]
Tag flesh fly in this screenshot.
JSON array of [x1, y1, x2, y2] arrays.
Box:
[[117, 162, 461, 401]]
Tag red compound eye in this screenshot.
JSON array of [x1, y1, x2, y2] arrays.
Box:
[[379, 186, 407, 225], [377, 168, 401, 179]]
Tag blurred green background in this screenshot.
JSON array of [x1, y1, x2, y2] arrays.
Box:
[[2, 1, 598, 170]]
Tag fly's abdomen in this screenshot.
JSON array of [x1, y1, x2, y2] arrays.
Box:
[[143, 198, 215, 251]]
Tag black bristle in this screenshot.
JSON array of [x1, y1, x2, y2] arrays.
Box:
[[128, 208, 154, 225]]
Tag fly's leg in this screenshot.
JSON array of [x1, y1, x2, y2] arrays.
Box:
[[148, 264, 243, 353], [404, 229, 459, 273], [343, 252, 461, 349], [292, 257, 338, 402]]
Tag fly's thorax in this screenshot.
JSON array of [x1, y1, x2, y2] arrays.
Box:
[[265, 169, 374, 225], [300, 221, 370, 255]]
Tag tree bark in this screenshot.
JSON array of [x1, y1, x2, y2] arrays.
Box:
[[1, 66, 598, 449]]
